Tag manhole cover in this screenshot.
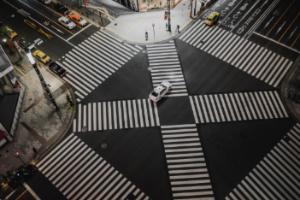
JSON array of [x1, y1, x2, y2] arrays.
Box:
[[100, 143, 108, 149]]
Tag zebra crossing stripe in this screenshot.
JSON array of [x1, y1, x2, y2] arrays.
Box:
[[147, 40, 188, 97], [58, 30, 141, 101], [190, 91, 289, 123], [179, 21, 294, 88], [226, 124, 300, 200], [74, 99, 160, 132], [36, 134, 149, 200], [160, 124, 214, 199]]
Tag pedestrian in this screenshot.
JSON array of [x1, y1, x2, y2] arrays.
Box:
[[177, 25, 180, 33], [32, 147, 37, 157], [145, 31, 148, 41]]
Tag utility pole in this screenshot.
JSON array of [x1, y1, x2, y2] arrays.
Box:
[[167, 0, 171, 32]]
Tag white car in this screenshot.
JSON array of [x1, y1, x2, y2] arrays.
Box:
[[149, 81, 172, 102], [58, 16, 76, 30]]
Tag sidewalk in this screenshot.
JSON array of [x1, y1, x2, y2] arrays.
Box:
[[106, 0, 193, 44], [0, 55, 75, 175]]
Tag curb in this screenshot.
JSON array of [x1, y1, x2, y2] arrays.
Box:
[[33, 80, 77, 163]]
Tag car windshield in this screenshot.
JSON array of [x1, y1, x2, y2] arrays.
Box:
[[151, 91, 158, 97]]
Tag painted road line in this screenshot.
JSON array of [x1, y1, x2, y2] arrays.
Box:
[[36, 134, 149, 200], [66, 23, 93, 41], [266, 0, 295, 36], [279, 12, 300, 42], [18, 0, 74, 35], [226, 124, 300, 200], [23, 183, 41, 200], [3, 0, 74, 46], [253, 32, 300, 54], [245, 0, 280, 39], [160, 124, 214, 199], [147, 40, 188, 97], [190, 91, 289, 124], [75, 99, 160, 132], [291, 32, 300, 48]]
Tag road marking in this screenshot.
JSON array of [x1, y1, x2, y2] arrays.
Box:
[[231, 0, 261, 32], [190, 91, 289, 123], [226, 124, 300, 200], [36, 134, 149, 200], [3, 0, 75, 47], [219, 0, 245, 24], [23, 183, 41, 200], [291, 32, 300, 47], [266, 0, 295, 36], [18, 0, 74, 34], [279, 12, 300, 42], [245, 0, 279, 38], [254, 31, 300, 54], [66, 23, 93, 41]]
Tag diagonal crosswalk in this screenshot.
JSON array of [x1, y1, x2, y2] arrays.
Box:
[[189, 90, 289, 124], [73, 99, 160, 133], [179, 21, 294, 88], [226, 123, 300, 200], [161, 124, 214, 200], [36, 134, 149, 200], [147, 40, 188, 97], [58, 29, 142, 101]]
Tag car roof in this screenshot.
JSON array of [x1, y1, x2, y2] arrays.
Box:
[[154, 85, 166, 93], [69, 11, 80, 18], [208, 11, 219, 19]]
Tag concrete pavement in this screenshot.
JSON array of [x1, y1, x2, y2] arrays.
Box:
[[0, 54, 76, 175], [106, 0, 194, 44]]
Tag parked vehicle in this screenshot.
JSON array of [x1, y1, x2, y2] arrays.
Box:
[[53, 3, 69, 15], [204, 11, 220, 26], [32, 49, 51, 64], [149, 81, 172, 102], [49, 62, 66, 77], [18, 38, 32, 50], [38, 0, 51, 4], [24, 19, 37, 29], [67, 11, 87, 27], [0, 26, 17, 40], [58, 16, 76, 30]]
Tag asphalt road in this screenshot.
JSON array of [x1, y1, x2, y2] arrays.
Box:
[[203, 0, 300, 52], [1, 0, 299, 199]]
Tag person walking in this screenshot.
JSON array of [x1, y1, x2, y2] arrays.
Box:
[[177, 25, 180, 33]]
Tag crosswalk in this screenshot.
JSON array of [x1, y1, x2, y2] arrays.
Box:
[[147, 40, 188, 97], [161, 124, 214, 200], [179, 20, 294, 88], [189, 90, 289, 124], [58, 29, 142, 101], [226, 123, 300, 200], [36, 133, 149, 200], [73, 99, 160, 133]]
